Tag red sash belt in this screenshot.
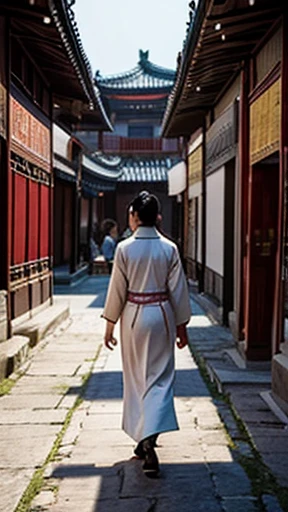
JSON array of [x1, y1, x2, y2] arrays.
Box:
[[127, 291, 169, 304]]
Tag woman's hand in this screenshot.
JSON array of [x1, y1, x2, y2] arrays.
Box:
[[104, 321, 118, 351], [176, 323, 188, 349]]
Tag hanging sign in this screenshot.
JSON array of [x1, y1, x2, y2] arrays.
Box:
[[0, 83, 6, 139], [250, 78, 280, 164], [10, 97, 51, 171], [188, 145, 202, 187]]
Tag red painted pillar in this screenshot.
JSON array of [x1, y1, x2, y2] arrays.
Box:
[[6, 18, 12, 336], [273, 14, 288, 354], [237, 62, 250, 349]]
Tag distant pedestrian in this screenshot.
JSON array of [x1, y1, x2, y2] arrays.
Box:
[[100, 219, 118, 273], [102, 191, 191, 477]]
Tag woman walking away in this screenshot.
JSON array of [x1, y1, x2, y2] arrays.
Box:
[[102, 191, 191, 478]]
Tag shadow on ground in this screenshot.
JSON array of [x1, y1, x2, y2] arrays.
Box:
[[50, 458, 249, 512]]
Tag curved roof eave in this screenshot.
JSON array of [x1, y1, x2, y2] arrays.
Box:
[[162, 0, 282, 138], [161, 0, 209, 137], [82, 154, 123, 181], [49, 0, 112, 132]]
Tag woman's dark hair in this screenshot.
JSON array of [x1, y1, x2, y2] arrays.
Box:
[[130, 190, 160, 227], [100, 219, 117, 244]]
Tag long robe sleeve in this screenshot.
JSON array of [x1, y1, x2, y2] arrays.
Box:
[[167, 246, 192, 326], [102, 245, 128, 323]]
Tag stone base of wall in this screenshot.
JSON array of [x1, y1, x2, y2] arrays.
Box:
[[0, 291, 8, 343], [204, 266, 223, 306], [271, 351, 288, 416]]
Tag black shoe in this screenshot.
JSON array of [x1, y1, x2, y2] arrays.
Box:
[[134, 441, 145, 459], [142, 439, 159, 478]]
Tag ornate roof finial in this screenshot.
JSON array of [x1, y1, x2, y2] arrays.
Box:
[[139, 49, 149, 62]]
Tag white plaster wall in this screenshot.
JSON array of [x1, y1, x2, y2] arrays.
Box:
[[53, 124, 70, 158], [206, 167, 225, 276]]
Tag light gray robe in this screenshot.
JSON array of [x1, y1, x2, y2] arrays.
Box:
[[102, 226, 191, 442]]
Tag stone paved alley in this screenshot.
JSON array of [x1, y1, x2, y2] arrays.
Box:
[[0, 277, 287, 512]]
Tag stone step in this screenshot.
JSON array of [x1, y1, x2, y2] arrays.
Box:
[[0, 335, 30, 380], [13, 303, 69, 347]]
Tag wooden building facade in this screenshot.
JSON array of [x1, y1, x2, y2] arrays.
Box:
[[0, 0, 111, 337], [76, 50, 180, 240], [53, 126, 120, 284], [162, 0, 288, 413]]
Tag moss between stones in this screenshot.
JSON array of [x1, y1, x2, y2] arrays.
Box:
[[189, 341, 288, 512], [0, 377, 15, 396], [14, 343, 102, 512]]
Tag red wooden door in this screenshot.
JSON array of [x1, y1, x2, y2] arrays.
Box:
[[245, 162, 279, 360]]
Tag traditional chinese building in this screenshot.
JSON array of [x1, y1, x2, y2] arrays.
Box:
[[162, 0, 287, 413], [53, 126, 121, 285], [77, 50, 180, 239], [0, 0, 111, 337]]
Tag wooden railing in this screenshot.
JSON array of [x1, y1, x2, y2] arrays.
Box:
[[99, 135, 179, 154]]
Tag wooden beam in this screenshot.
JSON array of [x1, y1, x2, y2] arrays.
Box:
[[207, 6, 281, 24], [203, 20, 273, 44]]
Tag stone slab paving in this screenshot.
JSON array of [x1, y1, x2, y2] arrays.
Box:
[[36, 287, 262, 512], [1, 277, 286, 511], [189, 294, 288, 495], [0, 279, 105, 512]]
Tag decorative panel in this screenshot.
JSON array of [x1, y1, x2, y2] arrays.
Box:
[[188, 146, 202, 187], [13, 173, 27, 265], [30, 280, 41, 310], [250, 79, 280, 165], [40, 184, 50, 258], [11, 285, 29, 319], [206, 101, 238, 175], [42, 276, 50, 303], [10, 96, 51, 171]]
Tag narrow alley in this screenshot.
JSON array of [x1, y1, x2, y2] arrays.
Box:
[[0, 277, 286, 512]]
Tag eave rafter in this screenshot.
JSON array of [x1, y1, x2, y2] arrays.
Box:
[[162, 0, 282, 137], [2, 0, 112, 131]]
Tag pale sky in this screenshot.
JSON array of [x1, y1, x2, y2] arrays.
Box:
[[73, 0, 190, 77]]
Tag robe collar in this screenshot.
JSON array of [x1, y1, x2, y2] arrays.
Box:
[[134, 226, 160, 239]]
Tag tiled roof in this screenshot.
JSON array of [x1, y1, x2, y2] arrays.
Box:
[[97, 50, 175, 91], [118, 158, 173, 182]]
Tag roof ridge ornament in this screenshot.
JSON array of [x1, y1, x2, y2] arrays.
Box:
[[139, 49, 149, 62]]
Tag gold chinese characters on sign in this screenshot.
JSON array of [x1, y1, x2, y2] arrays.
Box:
[[188, 145, 202, 186], [0, 83, 6, 139], [250, 78, 280, 164], [10, 97, 51, 171]]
